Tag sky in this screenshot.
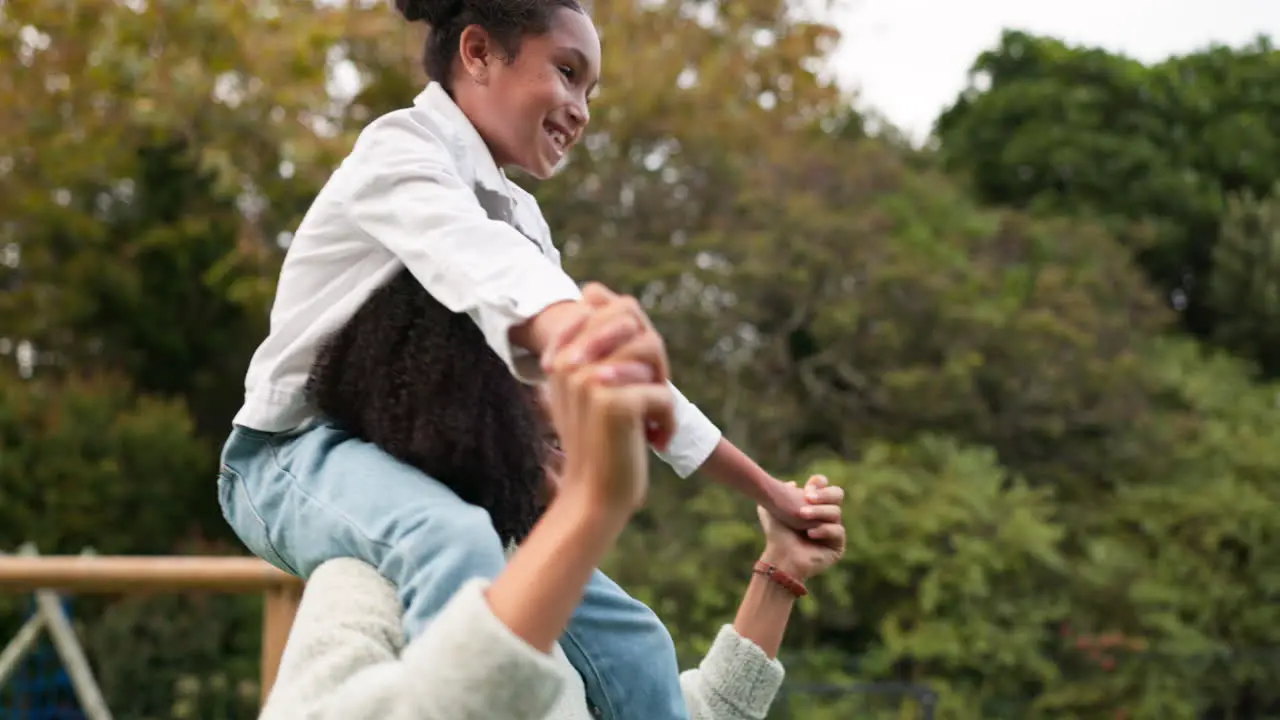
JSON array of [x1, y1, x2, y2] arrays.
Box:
[[829, 0, 1280, 142]]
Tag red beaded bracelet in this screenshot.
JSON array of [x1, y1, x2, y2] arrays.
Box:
[[753, 560, 808, 598]]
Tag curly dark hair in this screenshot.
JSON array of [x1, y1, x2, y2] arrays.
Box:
[[396, 0, 586, 91], [305, 268, 548, 546]]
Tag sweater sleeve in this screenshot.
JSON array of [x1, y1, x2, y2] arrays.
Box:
[[259, 559, 567, 720], [679, 625, 787, 720]]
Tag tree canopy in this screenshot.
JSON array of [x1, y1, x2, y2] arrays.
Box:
[[2, 4, 1278, 718], [935, 30, 1280, 377]]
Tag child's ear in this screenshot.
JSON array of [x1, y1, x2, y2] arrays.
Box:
[[458, 25, 496, 84]]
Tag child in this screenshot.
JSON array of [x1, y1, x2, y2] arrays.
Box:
[[219, 1, 812, 718]]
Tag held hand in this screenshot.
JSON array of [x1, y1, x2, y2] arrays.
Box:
[[544, 336, 674, 516], [762, 480, 823, 532], [541, 283, 676, 450], [758, 476, 846, 582]]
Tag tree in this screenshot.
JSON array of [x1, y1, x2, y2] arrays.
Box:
[[0, 0, 398, 711], [0, 0, 399, 432], [0, 372, 210, 554], [1209, 184, 1280, 374], [934, 31, 1280, 374]]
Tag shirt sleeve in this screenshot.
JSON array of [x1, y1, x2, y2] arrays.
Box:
[[344, 116, 582, 382], [680, 624, 786, 720], [657, 382, 723, 478], [259, 559, 567, 720]]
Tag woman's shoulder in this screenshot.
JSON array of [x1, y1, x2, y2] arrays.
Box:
[[303, 558, 403, 641], [309, 556, 394, 588]]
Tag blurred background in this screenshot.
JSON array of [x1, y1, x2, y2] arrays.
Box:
[[2, 0, 1280, 717]]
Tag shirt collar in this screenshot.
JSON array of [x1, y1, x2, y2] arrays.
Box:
[[414, 82, 511, 201]]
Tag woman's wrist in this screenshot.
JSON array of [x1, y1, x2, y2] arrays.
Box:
[[485, 483, 631, 653], [552, 481, 636, 536], [758, 548, 810, 584], [733, 557, 799, 659]]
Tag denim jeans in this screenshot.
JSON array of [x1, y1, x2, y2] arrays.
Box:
[[218, 422, 690, 720]]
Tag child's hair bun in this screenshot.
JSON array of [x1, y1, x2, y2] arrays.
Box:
[[395, 0, 464, 26]]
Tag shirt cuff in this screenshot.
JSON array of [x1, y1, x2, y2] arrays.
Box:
[[697, 624, 786, 717], [654, 382, 723, 478]]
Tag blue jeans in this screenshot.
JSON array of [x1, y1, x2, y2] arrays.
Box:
[[218, 422, 689, 720]]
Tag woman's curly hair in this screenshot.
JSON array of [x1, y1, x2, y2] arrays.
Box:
[[306, 268, 547, 546]]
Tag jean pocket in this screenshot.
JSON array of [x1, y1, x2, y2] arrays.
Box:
[[217, 465, 297, 576]]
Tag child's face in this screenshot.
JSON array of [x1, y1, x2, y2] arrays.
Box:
[[466, 8, 600, 179]]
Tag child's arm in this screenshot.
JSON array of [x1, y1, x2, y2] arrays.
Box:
[[523, 295, 814, 530], [346, 119, 807, 527], [345, 117, 585, 384], [700, 438, 813, 530]]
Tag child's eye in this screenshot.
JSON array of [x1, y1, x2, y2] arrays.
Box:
[[558, 65, 575, 80]]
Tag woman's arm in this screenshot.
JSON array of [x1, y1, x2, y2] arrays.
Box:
[[485, 491, 629, 652], [677, 619, 789, 720], [257, 502, 630, 720], [677, 477, 848, 720], [260, 498, 634, 719], [258, 497, 628, 720], [673, 568, 796, 720], [259, 560, 570, 720]]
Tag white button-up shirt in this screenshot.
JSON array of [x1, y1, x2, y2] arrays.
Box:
[[233, 82, 721, 478]]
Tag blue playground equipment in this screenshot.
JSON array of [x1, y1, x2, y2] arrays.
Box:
[[0, 596, 86, 720]]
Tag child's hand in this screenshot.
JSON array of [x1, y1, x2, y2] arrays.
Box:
[[763, 480, 824, 531], [757, 475, 846, 582]]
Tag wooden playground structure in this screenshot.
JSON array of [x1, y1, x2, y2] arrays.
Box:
[[0, 545, 302, 719]]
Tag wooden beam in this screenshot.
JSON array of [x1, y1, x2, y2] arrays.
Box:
[[0, 556, 301, 593], [0, 553, 307, 710], [260, 584, 304, 706]]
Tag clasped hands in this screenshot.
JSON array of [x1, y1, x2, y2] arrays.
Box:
[[537, 284, 845, 584]]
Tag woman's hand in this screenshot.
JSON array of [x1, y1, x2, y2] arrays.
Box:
[[544, 286, 674, 517], [757, 475, 845, 582], [541, 283, 677, 450], [485, 286, 672, 654]]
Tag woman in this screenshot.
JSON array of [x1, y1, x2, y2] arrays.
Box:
[[254, 276, 846, 718]]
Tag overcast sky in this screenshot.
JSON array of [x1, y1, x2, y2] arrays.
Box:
[[829, 0, 1280, 142]]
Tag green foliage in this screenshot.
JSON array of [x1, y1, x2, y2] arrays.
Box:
[[0, 372, 212, 554], [82, 591, 264, 720], [935, 31, 1280, 374], [1210, 184, 1280, 373], [2, 0, 1279, 717]]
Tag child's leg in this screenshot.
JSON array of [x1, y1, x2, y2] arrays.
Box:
[[218, 422, 507, 637], [562, 571, 692, 720]]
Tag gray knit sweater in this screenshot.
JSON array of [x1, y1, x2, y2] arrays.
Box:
[[259, 558, 785, 719]]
